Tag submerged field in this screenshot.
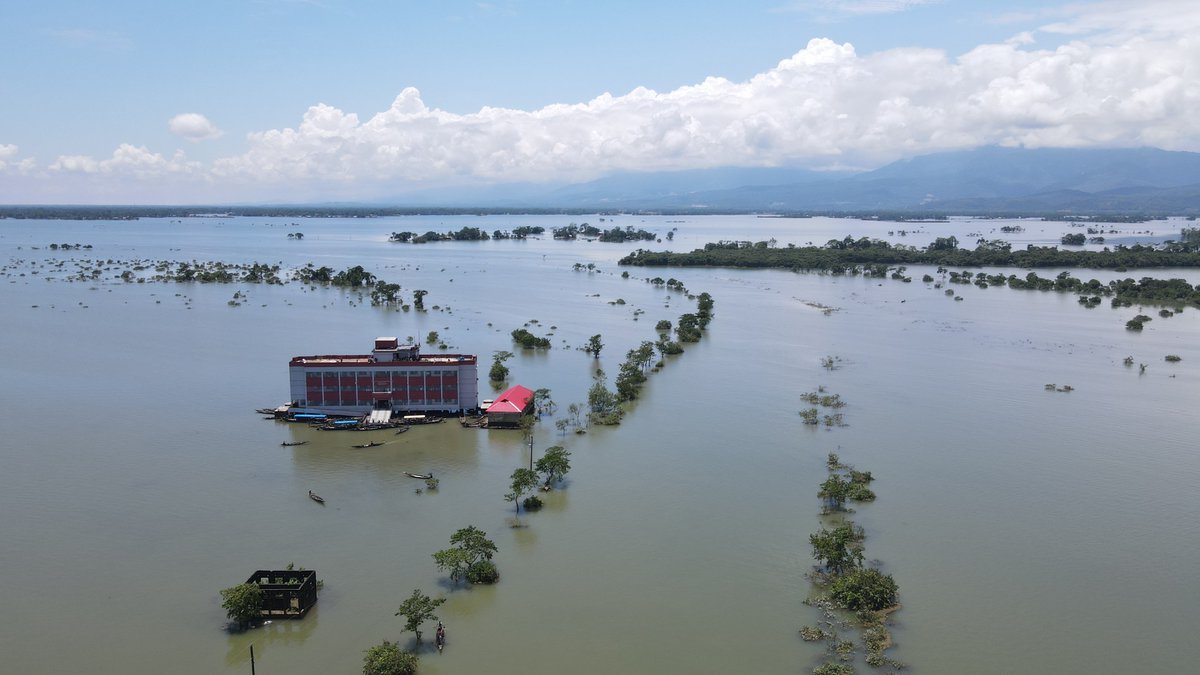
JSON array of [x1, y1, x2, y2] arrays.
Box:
[[1, 214, 1197, 673]]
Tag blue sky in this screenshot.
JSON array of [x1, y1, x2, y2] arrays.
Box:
[[2, 0, 1198, 203]]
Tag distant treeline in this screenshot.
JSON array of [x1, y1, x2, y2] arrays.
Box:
[[3, 205, 1195, 221], [619, 232, 1200, 270], [0, 206, 609, 220]]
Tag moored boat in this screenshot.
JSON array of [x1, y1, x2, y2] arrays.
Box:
[[402, 414, 443, 425]]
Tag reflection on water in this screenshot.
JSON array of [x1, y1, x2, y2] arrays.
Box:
[[225, 610, 319, 668], [1, 215, 1198, 673]]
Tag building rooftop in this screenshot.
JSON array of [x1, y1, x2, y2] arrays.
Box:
[[290, 354, 477, 367], [487, 384, 535, 414]]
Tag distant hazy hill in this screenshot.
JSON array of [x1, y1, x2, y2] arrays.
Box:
[[389, 166, 847, 208], [618, 147, 1200, 213], [379, 146, 1200, 214]]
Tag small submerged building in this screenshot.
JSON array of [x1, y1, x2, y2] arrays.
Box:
[[486, 384, 535, 427], [246, 569, 319, 619], [288, 337, 478, 416]]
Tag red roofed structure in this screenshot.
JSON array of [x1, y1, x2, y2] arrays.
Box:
[[486, 384, 535, 427]]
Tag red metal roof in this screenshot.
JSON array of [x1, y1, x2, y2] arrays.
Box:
[[487, 384, 534, 414]]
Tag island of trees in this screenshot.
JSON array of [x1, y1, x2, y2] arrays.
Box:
[[620, 232, 1200, 315], [388, 226, 545, 243], [619, 229, 1200, 271]]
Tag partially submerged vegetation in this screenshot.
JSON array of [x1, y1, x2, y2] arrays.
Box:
[[802, 453, 902, 672], [432, 526, 499, 585], [362, 640, 418, 675], [388, 225, 546, 242], [800, 386, 848, 428], [5, 254, 440, 310], [511, 328, 552, 349], [620, 229, 1200, 271], [621, 233, 1200, 331], [582, 290, 714, 426], [553, 222, 657, 241]]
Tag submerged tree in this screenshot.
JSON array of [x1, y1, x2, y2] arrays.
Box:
[[433, 526, 499, 585], [587, 378, 623, 425], [535, 445, 571, 488], [332, 265, 376, 288], [363, 640, 418, 675], [809, 524, 864, 575], [506, 468, 540, 513], [582, 334, 604, 358], [819, 474, 852, 511], [829, 568, 898, 611], [394, 589, 445, 643], [370, 281, 402, 306], [489, 350, 514, 382], [533, 387, 556, 415], [219, 583, 263, 630]]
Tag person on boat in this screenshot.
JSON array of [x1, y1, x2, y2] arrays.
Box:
[[435, 622, 445, 651]]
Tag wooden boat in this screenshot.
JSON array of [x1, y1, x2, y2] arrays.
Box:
[[404, 471, 433, 480], [308, 490, 325, 504], [281, 440, 308, 447], [351, 441, 385, 448], [394, 426, 410, 435], [402, 414, 443, 425]]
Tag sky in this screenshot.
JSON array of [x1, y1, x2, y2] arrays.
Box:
[[2, 0, 1199, 204]]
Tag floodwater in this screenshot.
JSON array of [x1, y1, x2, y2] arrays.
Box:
[[1, 214, 1197, 674]]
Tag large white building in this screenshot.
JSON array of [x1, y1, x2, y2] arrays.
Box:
[[288, 337, 479, 416]]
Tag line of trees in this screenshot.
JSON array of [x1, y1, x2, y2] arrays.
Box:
[[367, 440, 573, 672], [581, 290, 713, 424], [802, 453, 900, 671], [620, 232, 1200, 271]]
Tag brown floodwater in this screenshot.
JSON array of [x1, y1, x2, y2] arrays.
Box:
[[1, 214, 1197, 673]]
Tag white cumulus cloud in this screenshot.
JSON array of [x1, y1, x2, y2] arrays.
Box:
[[168, 113, 224, 142], [51, 144, 200, 178], [16, 0, 1200, 202], [0, 143, 35, 175], [210, 9, 1200, 193]]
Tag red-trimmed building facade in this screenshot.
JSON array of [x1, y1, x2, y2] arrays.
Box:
[[288, 337, 479, 416]]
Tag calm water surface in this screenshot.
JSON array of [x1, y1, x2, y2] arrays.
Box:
[[1, 215, 1197, 674]]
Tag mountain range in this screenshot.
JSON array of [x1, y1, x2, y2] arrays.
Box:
[[395, 147, 1200, 214]]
